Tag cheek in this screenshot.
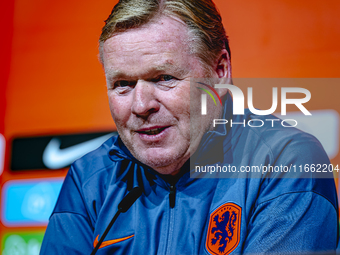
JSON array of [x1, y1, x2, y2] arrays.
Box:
[[189, 88, 203, 121], [108, 94, 131, 125], [167, 88, 192, 133], [188, 89, 216, 134], [167, 89, 191, 121]]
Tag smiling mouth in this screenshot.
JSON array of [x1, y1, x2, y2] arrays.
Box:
[[137, 127, 168, 135]]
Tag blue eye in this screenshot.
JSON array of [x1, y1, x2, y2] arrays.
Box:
[[159, 75, 175, 81], [114, 80, 136, 88]]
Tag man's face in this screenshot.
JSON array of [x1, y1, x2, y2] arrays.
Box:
[[102, 16, 218, 175]]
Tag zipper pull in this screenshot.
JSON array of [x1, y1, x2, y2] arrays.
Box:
[[169, 185, 176, 208]]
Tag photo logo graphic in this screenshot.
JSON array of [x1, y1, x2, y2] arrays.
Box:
[[196, 82, 222, 115], [199, 84, 311, 116], [197, 83, 312, 129]]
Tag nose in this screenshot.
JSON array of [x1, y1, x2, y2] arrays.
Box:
[[131, 80, 160, 117]]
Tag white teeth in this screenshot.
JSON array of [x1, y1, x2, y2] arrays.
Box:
[[145, 128, 161, 135], [142, 128, 165, 135]]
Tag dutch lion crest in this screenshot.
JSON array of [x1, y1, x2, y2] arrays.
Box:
[[206, 203, 241, 255]]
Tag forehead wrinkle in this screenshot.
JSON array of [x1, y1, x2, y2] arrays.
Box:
[[103, 17, 196, 82], [104, 16, 192, 57], [106, 24, 185, 54]]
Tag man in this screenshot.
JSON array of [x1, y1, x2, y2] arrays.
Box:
[[41, 0, 338, 254]]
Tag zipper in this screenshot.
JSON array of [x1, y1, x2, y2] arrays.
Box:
[[164, 184, 176, 255], [169, 185, 176, 208]]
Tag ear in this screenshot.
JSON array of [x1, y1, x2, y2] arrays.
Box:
[[214, 49, 232, 98]]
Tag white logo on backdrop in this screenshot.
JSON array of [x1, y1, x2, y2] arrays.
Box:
[[42, 133, 115, 169], [0, 134, 5, 176]]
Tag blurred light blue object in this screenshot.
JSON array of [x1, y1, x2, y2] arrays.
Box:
[[1, 178, 63, 226]]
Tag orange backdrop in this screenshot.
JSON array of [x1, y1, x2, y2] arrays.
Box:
[[1, 0, 340, 251]]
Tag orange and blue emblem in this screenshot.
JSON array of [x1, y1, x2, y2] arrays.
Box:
[[206, 203, 242, 255]]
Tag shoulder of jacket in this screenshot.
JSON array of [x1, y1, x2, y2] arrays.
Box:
[[242, 112, 324, 158], [70, 135, 121, 184]]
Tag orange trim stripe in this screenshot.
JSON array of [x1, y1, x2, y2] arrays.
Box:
[[93, 234, 134, 249]]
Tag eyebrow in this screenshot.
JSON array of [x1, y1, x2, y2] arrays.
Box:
[[105, 62, 189, 81]]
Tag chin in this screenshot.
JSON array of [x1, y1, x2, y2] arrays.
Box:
[[134, 149, 188, 175]]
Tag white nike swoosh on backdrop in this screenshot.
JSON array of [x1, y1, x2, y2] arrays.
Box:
[[0, 134, 5, 175], [42, 133, 115, 169]]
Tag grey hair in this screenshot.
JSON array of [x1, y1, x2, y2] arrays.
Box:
[[99, 0, 230, 70]]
